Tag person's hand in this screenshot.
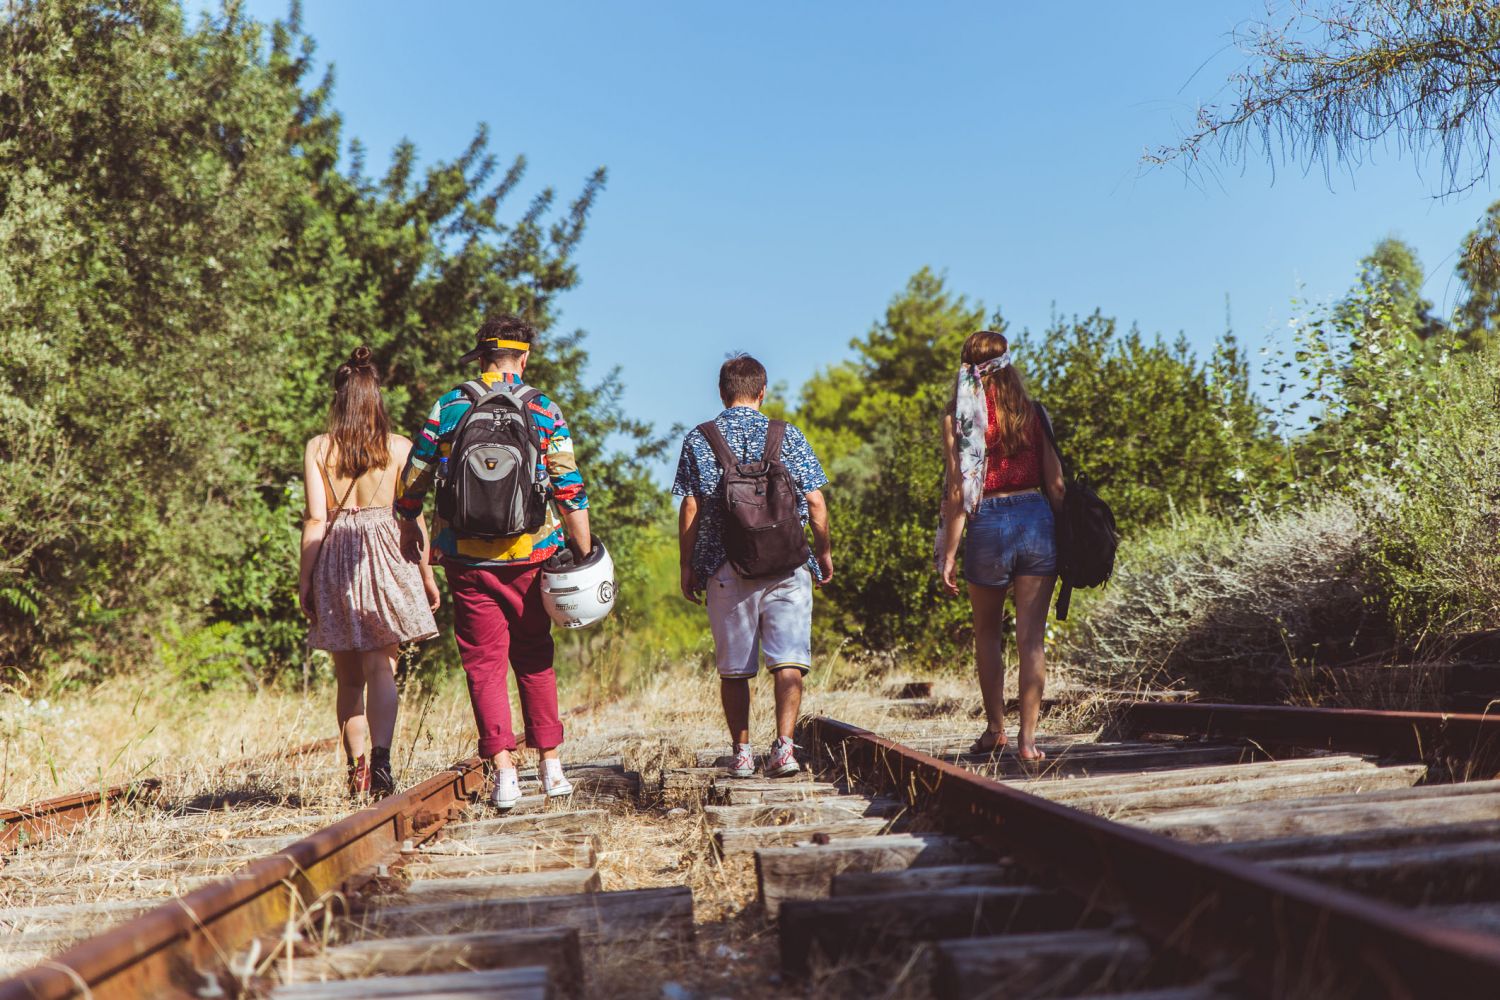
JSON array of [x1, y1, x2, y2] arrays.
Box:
[[397, 517, 423, 563], [815, 551, 834, 588], [298, 577, 315, 621], [679, 564, 702, 605], [940, 553, 960, 595], [423, 572, 441, 613]]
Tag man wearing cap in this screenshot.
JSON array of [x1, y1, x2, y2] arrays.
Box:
[[394, 314, 591, 810]]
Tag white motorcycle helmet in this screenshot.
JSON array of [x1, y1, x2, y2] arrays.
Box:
[[541, 538, 616, 629]]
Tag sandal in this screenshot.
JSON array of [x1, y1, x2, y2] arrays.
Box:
[[1017, 747, 1047, 763], [968, 729, 1008, 754]]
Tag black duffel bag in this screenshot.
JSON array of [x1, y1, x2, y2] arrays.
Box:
[[1035, 404, 1118, 620]]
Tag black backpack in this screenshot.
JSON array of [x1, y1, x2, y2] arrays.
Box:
[[436, 380, 548, 540], [1036, 404, 1118, 620], [698, 419, 812, 579]]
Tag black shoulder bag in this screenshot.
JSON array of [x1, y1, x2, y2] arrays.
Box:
[[1035, 404, 1118, 620]]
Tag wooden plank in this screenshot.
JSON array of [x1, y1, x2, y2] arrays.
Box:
[[398, 869, 600, 903], [1266, 840, 1500, 906], [1020, 755, 1376, 803], [401, 834, 596, 876], [833, 862, 1026, 896], [442, 811, 606, 840], [270, 965, 549, 999], [1072, 764, 1427, 817], [1214, 818, 1500, 861], [716, 818, 892, 855], [974, 745, 1260, 780], [779, 886, 1088, 973], [713, 780, 842, 806], [702, 797, 903, 828], [756, 833, 988, 919], [281, 928, 581, 997], [361, 886, 693, 942], [1047, 990, 1226, 1000], [932, 930, 1154, 999], [1134, 788, 1500, 843]]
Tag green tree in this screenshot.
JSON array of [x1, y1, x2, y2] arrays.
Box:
[[0, 0, 664, 683]]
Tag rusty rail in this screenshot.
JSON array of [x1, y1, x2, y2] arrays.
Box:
[[0, 755, 485, 1000], [0, 780, 161, 854], [1110, 701, 1500, 772], [810, 715, 1500, 999], [0, 736, 339, 857]]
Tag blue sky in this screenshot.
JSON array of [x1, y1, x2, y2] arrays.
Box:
[[235, 1, 1492, 448]]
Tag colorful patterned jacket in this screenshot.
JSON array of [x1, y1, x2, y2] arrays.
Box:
[[395, 371, 587, 567]]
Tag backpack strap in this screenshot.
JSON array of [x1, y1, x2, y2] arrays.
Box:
[[763, 419, 788, 464], [1034, 402, 1068, 479], [697, 420, 737, 472]]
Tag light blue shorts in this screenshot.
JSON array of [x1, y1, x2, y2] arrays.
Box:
[[705, 563, 813, 678], [963, 492, 1057, 589]]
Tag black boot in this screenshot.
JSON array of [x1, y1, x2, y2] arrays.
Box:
[[370, 746, 395, 798]]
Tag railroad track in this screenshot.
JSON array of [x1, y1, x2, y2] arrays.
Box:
[[6, 695, 1500, 998]]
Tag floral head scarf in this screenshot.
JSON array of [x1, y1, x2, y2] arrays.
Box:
[[953, 351, 1012, 513]]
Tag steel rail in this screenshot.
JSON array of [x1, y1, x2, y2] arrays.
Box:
[[1110, 701, 1500, 769], [0, 755, 485, 1000], [810, 715, 1500, 999], [0, 737, 339, 857], [0, 780, 161, 854]]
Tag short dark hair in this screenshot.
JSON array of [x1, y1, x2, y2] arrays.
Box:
[[477, 315, 536, 367], [719, 353, 767, 405]]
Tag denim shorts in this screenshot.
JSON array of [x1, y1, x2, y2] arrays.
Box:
[[963, 492, 1058, 588]]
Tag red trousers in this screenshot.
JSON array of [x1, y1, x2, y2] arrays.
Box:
[[447, 563, 563, 756]]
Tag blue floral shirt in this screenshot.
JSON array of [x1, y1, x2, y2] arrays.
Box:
[[672, 407, 830, 586]]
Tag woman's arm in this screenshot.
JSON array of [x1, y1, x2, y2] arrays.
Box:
[[1040, 427, 1066, 512], [939, 413, 967, 594], [394, 436, 441, 611], [299, 437, 329, 619]]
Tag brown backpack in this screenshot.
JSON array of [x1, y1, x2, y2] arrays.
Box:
[[698, 419, 812, 579]]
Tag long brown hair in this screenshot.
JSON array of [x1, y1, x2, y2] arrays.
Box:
[[961, 330, 1034, 456], [326, 346, 391, 479]]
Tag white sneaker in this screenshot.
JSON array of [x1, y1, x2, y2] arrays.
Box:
[[490, 768, 522, 811], [766, 737, 800, 777], [727, 743, 755, 778], [540, 759, 573, 799]]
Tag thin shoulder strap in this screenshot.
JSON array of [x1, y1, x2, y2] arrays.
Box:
[[697, 420, 737, 470], [764, 419, 788, 463], [317, 445, 359, 517]]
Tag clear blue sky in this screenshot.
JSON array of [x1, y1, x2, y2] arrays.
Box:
[[237, 0, 1492, 452]]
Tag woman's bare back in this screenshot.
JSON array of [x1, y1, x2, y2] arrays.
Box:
[[311, 434, 412, 512]]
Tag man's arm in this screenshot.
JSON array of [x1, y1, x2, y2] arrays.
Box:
[[542, 398, 591, 553], [395, 399, 445, 562], [677, 495, 702, 604], [805, 489, 833, 587]]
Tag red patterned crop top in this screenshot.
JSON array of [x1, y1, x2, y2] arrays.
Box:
[[982, 395, 1044, 493]]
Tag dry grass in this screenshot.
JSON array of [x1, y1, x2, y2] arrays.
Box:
[[0, 653, 1082, 995]]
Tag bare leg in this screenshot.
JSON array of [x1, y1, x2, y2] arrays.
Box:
[[360, 645, 400, 748], [332, 651, 369, 761], [721, 677, 751, 745], [968, 583, 1010, 746], [1012, 575, 1055, 758], [771, 668, 803, 741]]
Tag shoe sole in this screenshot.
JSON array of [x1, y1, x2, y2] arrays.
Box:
[[766, 762, 800, 777], [726, 768, 755, 779]]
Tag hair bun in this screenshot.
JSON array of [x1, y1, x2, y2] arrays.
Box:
[[349, 345, 374, 367]]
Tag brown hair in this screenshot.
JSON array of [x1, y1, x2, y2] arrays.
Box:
[[477, 314, 536, 368], [719, 353, 767, 405], [326, 346, 391, 479], [961, 330, 1034, 456]]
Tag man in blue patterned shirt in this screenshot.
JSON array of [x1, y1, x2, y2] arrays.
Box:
[[673, 354, 832, 779]]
